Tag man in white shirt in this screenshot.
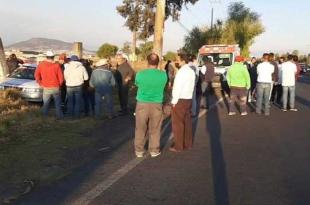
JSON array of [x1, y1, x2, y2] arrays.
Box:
[[170, 54, 196, 152], [256, 53, 275, 115], [281, 55, 298, 111], [64, 55, 89, 118]]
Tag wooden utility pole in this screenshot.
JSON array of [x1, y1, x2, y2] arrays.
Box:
[[132, 31, 137, 60], [73, 42, 83, 59], [0, 38, 9, 79], [153, 0, 166, 58]]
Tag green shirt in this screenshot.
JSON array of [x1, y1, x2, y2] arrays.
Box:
[[227, 62, 251, 90], [135, 68, 168, 103]]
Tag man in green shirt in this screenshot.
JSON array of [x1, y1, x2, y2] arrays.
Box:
[[134, 53, 167, 158], [226, 56, 251, 116]]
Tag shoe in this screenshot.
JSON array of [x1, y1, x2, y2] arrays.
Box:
[[265, 113, 270, 116], [290, 108, 298, 112], [256, 111, 262, 115], [169, 147, 181, 153], [228, 112, 236, 116], [241, 112, 248, 116], [135, 151, 144, 158], [281, 108, 287, 112], [150, 152, 161, 158]]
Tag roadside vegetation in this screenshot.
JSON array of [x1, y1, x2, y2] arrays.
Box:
[[0, 89, 99, 202]]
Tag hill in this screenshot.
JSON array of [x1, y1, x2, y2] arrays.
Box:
[[6, 38, 75, 51]]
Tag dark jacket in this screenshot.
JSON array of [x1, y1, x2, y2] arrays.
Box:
[[117, 61, 134, 86]]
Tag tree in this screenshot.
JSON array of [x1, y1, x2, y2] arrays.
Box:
[[121, 42, 132, 56], [221, 2, 264, 57], [117, 0, 199, 53], [138, 41, 153, 59], [182, 20, 224, 54], [164, 51, 178, 61], [292, 50, 299, 56], [97, 43, 118, 58]]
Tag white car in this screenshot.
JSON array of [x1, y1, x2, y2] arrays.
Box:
[[0, 64, 43, 102]]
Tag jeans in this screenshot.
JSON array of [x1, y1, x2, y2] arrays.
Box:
[[95, 91, 114, 118], [67, 86, 82, 117], [256, 83, 272, 114], [42, 88, 63, 118], [282, 86, 296, 109], [83, 89, 95, 116]]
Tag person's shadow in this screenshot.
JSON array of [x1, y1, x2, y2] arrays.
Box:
[[206, 94, 230, 205]]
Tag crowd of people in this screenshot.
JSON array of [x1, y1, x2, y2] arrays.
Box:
[[12, 50, 301, 158], [34, 51, 134, 119], [134, 52, 301, 158]]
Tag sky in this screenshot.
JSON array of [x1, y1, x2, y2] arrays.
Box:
[[0, 0, 310, 56]]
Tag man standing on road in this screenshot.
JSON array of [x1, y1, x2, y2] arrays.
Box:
[[269, 53, 280, 103], [170, 54, 196, 152], [281, 55, 298, 112], [116, 54, 135, 115], [226, 56, 251, 116], [89, 59, 116, 119], [35, 51, 64, 119], [64, 55, 89, 118], [134, 53, 167, 158], [247, 57, 258, 102], [256, 53, 275, 116]]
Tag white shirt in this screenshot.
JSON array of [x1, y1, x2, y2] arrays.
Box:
[[200, 65, 207, 75], [257, 62, 274, 83], [171, 64, 196, 105], [281, 61, 297, 86], [64, 61, 89, 86]]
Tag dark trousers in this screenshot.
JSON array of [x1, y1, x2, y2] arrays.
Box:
[[270, 84, 283, 104], [229, 87, 247, 113], [171, 99, 193, 151], [119, 85, 129, 113]]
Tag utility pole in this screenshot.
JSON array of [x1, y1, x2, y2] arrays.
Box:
[[210, 7, 214, 31], [153, 0, 166, 58], [0, 37, 9, 79]]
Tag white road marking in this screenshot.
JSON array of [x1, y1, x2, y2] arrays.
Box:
[[71, 97, 224, 205]]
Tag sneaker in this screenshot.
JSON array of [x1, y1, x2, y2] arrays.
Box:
[[228, 112, 236, 116], [150, 152, 161, 158], [135, 151, 144, 158], [241, 112, 248, 116], [281, 108, 287, 112], [290, 108, 298, 112]]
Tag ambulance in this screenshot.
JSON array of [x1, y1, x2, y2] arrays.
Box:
[[198, 44, 240, 76]]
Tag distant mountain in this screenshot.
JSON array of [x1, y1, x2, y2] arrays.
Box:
[[6, 38, 77, 52]]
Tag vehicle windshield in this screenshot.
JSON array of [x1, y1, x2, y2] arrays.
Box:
[[9, 67, 35, 80], [199, 53, 233, 67]]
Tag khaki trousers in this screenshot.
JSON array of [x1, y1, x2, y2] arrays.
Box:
[[134, 102, 163, 153]]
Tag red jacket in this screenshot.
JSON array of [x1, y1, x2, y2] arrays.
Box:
[[35, 61, 64, 88]]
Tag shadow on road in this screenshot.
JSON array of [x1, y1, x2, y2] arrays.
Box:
[[206, 94, 230, 205], [296, 96, 310, 108]]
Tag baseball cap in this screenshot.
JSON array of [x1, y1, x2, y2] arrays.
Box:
[[46, 51, 55, 57]]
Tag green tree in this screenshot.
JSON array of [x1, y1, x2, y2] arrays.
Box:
[[292, 50, 299, 56], [221, 2, 264, 57], [97, 43, 118, 58], [182, 20, 224, 54], [121, 42, 132, 56], [138, 41, 153, 59], [164, 51, 178, 61], [117, 0, 199, 51]]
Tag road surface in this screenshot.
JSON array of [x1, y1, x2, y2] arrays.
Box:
[[16, 75, 310, 205]]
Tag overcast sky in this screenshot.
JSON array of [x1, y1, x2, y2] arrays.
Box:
[[1, 0, 310, 56]]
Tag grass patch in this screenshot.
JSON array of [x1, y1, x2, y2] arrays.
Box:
[[0, 90, 99, 199]]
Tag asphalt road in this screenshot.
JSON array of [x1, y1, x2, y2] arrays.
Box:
[[16, 75, 310, 205]]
